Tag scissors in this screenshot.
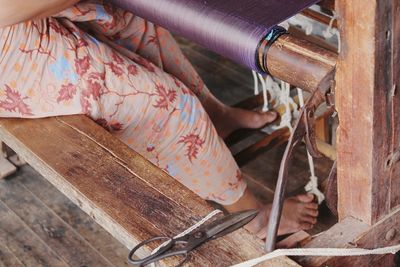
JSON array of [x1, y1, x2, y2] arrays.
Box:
[[128, 209, 258, 266]]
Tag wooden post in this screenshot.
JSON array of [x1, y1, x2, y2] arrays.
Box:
[[336, 0, 400, 224], [0, 142, 17, 179]]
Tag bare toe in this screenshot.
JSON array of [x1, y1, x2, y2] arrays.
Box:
[[305, 202, 319, 210], [300, 223, 314, 231], [305, 209, 319, 217], [301, 215, 317, 225], [296, 194, 315, 203]]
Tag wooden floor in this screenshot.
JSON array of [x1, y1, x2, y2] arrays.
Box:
[[0, 38, 336, 266]]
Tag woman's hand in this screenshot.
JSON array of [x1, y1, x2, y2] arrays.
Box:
[[0, 0, 80, 27]]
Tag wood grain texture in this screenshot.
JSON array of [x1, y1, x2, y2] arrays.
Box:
[[301, 9, 337, 28], [300, 207, 400, 266], [298, 217, 369, 266], [0, 200, 69, 267], [265, 34, 337, 93], [16, 166, 130, 266], [389, 0, 400, 211], [0, 177, 114, 267], [0, 242, 24, 267], [0, 115, 299, 267], [335, 0, 396, 224]]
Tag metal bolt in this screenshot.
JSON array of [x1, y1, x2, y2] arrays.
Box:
[[194, 232, 203, 239], [385, 229, 397, 241]]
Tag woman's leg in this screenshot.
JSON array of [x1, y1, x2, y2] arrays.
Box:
[[63, 1, 277, 138]]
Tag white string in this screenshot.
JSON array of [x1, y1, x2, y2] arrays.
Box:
[[252, 71, 259, 95], [305, 22, 314, 35], [149, 209, 223, 267], [322, 11, 341, 53], [297, 88, 325, 204], [271, 81, 294, 132], [258, 73, 269, 112], [231, 245, 400, 267]]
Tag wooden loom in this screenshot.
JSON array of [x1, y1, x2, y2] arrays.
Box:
[[1, 0, 399, 266]]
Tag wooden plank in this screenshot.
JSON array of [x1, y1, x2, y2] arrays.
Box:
[[0, 243, 24, 267], [17, 166, 130, 266], [0, 116, 299, 267], [0, 177, 115, 267], [298, 217, 370, 266], [389, 0, 400, 211], [0, 142, 16, 179], [335, 0, 395, 224], [300, 207, 400, 266], [0, 200, 68, 267]]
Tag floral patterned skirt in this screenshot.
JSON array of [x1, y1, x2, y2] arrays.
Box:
[[0, 0, 246, 205]]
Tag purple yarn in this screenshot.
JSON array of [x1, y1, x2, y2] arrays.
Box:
[[108, 0, 318, 71]]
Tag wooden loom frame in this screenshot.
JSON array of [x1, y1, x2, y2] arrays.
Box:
[[1, 0, 399, 266]]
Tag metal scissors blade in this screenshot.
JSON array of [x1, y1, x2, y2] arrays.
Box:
[[202, 209, 259, 239]]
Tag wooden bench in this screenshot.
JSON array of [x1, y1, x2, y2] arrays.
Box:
[[0, 115, 299, 266]]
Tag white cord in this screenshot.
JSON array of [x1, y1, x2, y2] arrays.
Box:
[[271, 81, 294, 132], [322, 12, 341, 53], [297, 88, 325, 204], [252, 71, 259, 95], [258, 73, 269, 112], [231, 245, 400, 267]]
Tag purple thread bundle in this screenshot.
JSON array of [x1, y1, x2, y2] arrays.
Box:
[[109, 0, 318, 71]]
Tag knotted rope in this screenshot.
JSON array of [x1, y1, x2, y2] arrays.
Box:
[[297, 88, 325, 204]]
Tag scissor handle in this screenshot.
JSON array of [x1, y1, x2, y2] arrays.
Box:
[[128, 236, 189, 266]]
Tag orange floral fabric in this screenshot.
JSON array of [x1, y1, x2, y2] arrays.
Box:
[[0, 0, 246, 205]]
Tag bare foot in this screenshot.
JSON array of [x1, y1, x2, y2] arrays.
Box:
[[244, 194, 319, 239], [212, 106, 278, 139]]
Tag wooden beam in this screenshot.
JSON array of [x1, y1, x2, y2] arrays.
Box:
[[264, 35, 337, 93], [319, 0, 335, 11], [335, 0, 398, 224], [389, 0, 400, 212], [301, 9, 338, 28], [0, 116, 299, 267], [299, 207, 400, 266]]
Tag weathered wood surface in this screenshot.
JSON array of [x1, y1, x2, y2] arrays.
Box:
[[301, 9, 337, 28], [389, 0, 400, 213], [300, 207, 400, 266], [298, 217, 369, 266], [16, 166, 130, 266], [335, 0, 400, 224], [265, 34, 337, 93], [0, 177, 115, 267], [0, 116, 299, 266], [0, 242, 24, 267], [0, 201, 69, 267]]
